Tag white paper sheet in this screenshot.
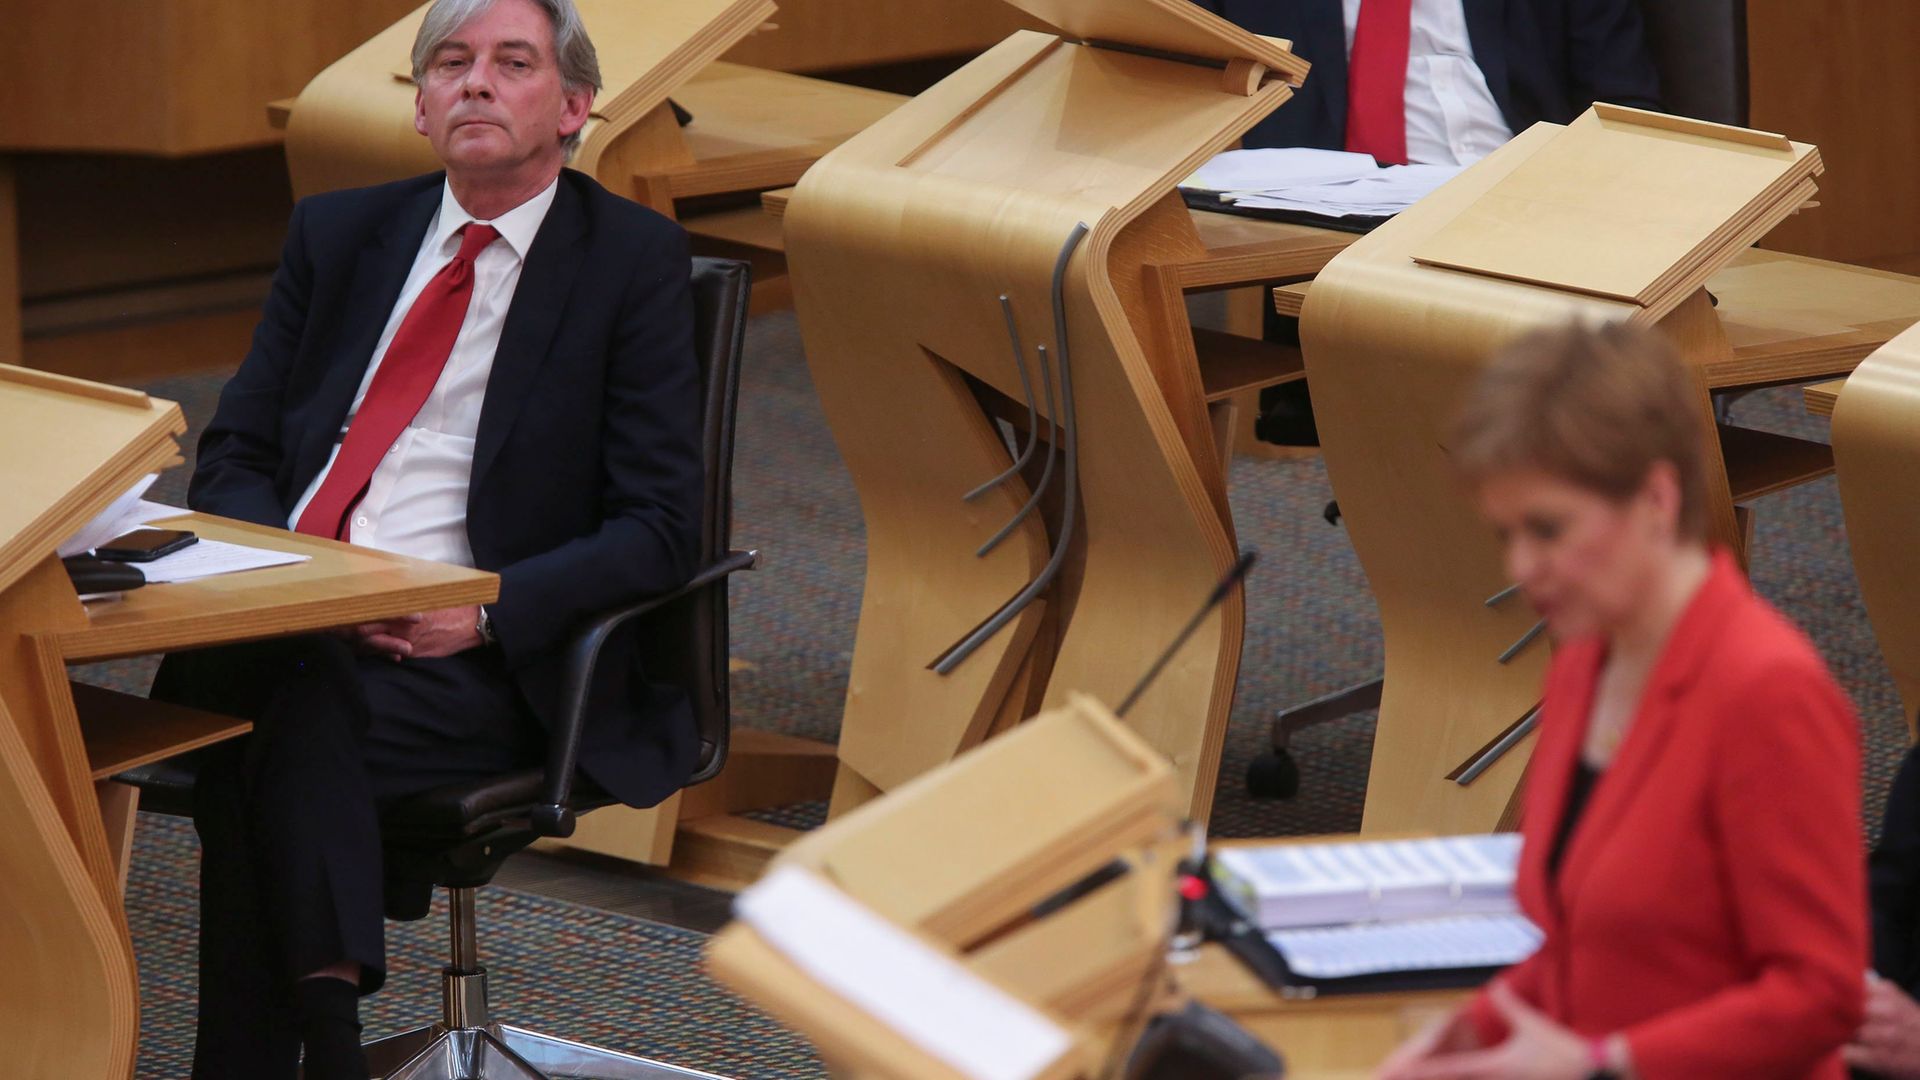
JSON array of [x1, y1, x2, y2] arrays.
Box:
[[59, 475, 165, 558], [136, 534, 310, 584], [735, 865, 1073, 1080], [1182, 149, 1461, 219], [1182, 147, 1383, 193], [1268, 913, 1543, 980]]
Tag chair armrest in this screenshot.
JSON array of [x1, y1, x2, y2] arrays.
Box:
[[531, 549, 758, 837]]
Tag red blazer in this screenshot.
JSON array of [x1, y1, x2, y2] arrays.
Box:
[[1468, 549, 1865, 1078]]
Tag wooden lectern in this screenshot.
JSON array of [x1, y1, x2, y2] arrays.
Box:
[[1298, 106, 1849, 835], [0, 363, 497, 1077], [783, 0, 1310, 825], [708, 694, 1192, 1079], [1831, 320, 1920, 737]]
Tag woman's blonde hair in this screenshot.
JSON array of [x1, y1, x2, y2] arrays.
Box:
[[1449, 322, 1711, 540]]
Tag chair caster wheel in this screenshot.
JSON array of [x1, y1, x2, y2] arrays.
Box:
[[1245, 749, 1300, 800]]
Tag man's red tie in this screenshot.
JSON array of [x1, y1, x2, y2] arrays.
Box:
[[1345, 0, 1415, 166], [295, 222, 499, 540]]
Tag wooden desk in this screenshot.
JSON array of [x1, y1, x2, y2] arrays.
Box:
[[1, 437, 495, 1077], [58, 513, 496, 663], [1182, 944, 1467, 1080], [1806, 380, 1846, 417]]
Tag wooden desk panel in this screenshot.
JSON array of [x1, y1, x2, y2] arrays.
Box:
[[1184, 944, 1466, 1079], [58, 513, 497, 662]]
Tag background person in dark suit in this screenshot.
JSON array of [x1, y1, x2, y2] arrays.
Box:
[[1199, 0, 1661, 165], [1195, 0, 1662, 444], [148, 0, 703, 1077]]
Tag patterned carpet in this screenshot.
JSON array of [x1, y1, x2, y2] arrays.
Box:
[[129, 815, 820, 1079]]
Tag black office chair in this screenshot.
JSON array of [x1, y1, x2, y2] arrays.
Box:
[[1635, 0, 1748, 127], [124, 256, 756, 1080]]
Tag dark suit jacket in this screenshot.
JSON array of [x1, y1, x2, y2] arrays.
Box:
[[1463, 550, 1864, 1078], [191, 167, 704, 809], [1197, 0, 1661, 151], [1872, 747, 1920, 992]]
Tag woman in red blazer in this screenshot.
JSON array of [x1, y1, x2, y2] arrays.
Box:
[[1380, 324, 1865, 1080]]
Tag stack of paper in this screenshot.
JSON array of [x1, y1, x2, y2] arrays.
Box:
[[1211, 834, 1538, 985], [1268, 913, 1543, 981], [1181, 148, 1461, 220], [1211, 833, 1522, 929]]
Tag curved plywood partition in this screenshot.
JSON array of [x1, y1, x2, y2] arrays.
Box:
[[786, 11, 1304, 819], [0, 695, 138, 1080], [1833, 321, 1920, 735]]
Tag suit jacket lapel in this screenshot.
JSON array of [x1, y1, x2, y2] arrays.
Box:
[[1555, 551, 1745, 903], [1462, 0, 1515, 129], [471, 171, 589, 489], [1304, 0, 1350, 139], [293, 180, 442, 490]]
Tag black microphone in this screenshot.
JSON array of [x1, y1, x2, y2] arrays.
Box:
[[1114, 550, 1257, 719]]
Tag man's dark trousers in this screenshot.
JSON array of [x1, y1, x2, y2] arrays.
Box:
[[154, 636, 544, 1080]]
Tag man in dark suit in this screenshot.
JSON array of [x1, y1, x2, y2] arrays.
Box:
[[149, 1, 702, 1077], [1196, 0, 1661, 443], [1201, 0, 1661, 160]]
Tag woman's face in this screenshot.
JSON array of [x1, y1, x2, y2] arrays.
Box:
[[1473, 465, 1677, 640]]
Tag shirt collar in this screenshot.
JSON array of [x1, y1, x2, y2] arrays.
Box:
[[430, 175, 560, 262]]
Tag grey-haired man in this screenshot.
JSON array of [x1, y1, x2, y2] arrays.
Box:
[[153, 1, 704, 1076]]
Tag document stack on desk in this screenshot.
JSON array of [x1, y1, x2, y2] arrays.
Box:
[[1180, 148, 1460, 228], [1210, 834, 1540, 993]]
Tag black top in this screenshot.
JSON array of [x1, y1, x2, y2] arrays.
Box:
[[1550, 759, 1603, 876]]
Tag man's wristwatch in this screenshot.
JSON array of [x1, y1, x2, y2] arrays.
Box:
[[475, 605, 497, 646]]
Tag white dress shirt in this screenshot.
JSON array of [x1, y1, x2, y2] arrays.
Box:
[[288, 178, 558, 567], [1342, 0, 1514, 166]]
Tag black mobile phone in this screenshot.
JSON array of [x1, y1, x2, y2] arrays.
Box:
[[95, 528, 198, 563]]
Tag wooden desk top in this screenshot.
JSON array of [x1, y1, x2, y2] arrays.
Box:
[[1707, 249, 1920, 388], [762, 183, 1358, 290], [676, 63, 903, 164], [56, 512, 497, 663]]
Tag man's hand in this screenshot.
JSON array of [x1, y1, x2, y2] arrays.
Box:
[[341, 606, 483, 661], [1382, 983, 1600, 1080], [1847, 972, 1920, 1079]]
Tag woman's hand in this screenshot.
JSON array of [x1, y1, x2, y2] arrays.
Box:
[[1846, 972, 1920, 1079], [1378, 1005, 1480, 1079], [1382, 983, 1603, 1080]]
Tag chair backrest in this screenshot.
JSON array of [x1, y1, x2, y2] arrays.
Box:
[[1635, 0, 1748, 127], [638, 256, 752, 787]]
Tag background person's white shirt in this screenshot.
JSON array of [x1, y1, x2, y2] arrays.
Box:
[[1342, 0, 1514, 166], [287, 177, 558, 568]]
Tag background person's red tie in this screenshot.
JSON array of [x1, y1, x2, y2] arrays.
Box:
[[295, 222, 499, 540], [1344, 0, 1415, 166]]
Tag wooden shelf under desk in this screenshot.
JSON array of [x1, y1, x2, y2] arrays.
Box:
[[684, 204, 787, 253], [1720, 424, 1835, 503], [71, 682, 250, 781], [56, 512, 497, 663], [1805, 379, 1845, 417], [1194, 327, 1305, 402]]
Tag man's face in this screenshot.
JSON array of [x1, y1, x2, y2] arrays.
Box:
[[413, 0, 592, 180]]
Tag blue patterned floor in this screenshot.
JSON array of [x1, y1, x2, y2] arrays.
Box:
[[129, 815, 822, 1079]]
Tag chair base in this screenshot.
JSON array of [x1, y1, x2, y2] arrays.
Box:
[[368, 1021, 732, 1079]]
